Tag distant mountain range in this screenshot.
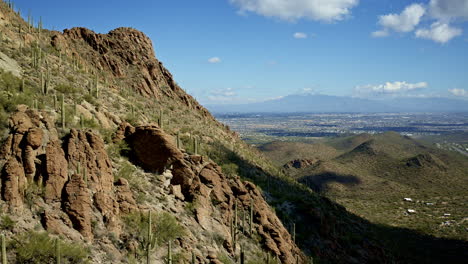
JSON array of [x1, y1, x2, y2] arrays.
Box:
[[206, 94, 468, 113]]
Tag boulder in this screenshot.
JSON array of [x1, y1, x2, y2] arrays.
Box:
[[126, 125, 183, 173]]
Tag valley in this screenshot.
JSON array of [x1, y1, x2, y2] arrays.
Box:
[[220, 112, 468, 262], [216, 112, 468, 154]]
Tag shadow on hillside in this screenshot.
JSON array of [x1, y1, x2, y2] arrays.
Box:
[[298, 172, 361, 193], [206, 142, 468, 264]]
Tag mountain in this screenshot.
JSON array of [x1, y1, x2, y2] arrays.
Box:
[[207, 94, 468, 113], [0, 3, 405, 263]]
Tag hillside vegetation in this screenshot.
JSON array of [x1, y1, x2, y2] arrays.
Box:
[[261, 132, 468, 263]]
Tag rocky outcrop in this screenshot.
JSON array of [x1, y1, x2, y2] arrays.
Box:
[[124, 125, 183, 173], [51, 27, 215, 120], [117, 123, 305, 263], [1, 157, 25, 208], [0, 108, 136, 240], [64, 174, 93, 239], [406, 153, 447, 170], [283, 158, 318, 170], [44, 141, 68, 202], [114, 178, 138, 214]]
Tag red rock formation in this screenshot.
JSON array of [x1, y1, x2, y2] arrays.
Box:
[[125, 125, 184, 173], [64, 174, 93, 239], [44, 141, 68, 202], [0, 109, 136, 240], [65, 129, 114, 194], [1, 158, 25, 208], [114, 178, 137, 214], [117, 123, 305, 263]]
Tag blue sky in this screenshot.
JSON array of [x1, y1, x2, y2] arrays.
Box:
[[10, 0, 468, 104]]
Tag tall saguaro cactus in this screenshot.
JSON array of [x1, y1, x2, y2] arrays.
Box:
[[176, 132, 180, 149], [158, 109, 163, 129], [145, 212, 156, 264], [292, 222, 296, 243], [249, 198, 254, 235], [1, 234, 7, 264], [55, 238, 61, 264], [167, 241, 172, 264], [193, 137, 198, 155], [61, 95, 65, 129]]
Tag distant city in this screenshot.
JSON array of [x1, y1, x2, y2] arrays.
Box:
[[216, 112, 468, 155]]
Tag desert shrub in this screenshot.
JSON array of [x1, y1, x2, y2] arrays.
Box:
[[115, 162, 136, 182], [0, 70, 20, 91], [122, 211, 185, 248], [82, 94, 98, 107], [24, 183, 44, 209], [13, 231, 89, 263], [54, 83, 79, 94], [107, 140, 131, 159], [221, 163, 239, 178], [218, 253, 234, 264], [0, 215, 15, 230], [77, 116, 99, 129]]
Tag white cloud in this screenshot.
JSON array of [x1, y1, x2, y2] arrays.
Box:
[[356, 81, 428, 94], [415, 22, 462, 43], [293, 32, 307, 39], [429, 0, 468, 20], [264, 95, 285, 101], [371, 30, 389, 37], [448, 88, 468, 96], [229, 0, 359, 22], [377, 3, 426, 33], [211, 88, 236, 97], [208, 57, 221, 63]]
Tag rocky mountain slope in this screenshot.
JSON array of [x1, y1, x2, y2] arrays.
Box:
[[0, 1, 400, 263]]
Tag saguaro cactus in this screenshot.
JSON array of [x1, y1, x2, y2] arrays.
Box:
[[55, 238, 61, 264], [249, 198, 254, 235], [167, 241, 172, 264], [1, 234, 6, 264], [176, 132, 180, 149], [292, 222, 296, 243], [193, 137, 198, 155], [145, 212, 156, 264], [158, 109, 163, 128], [61, 94, 65, 129], [80, 114, 84, 129]]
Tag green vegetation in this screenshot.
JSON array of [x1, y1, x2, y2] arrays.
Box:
[[122, 211, 185, 262], [12, 231, 88, 263], [0, 215, 15, 231], [259, 132, 468, 263]]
